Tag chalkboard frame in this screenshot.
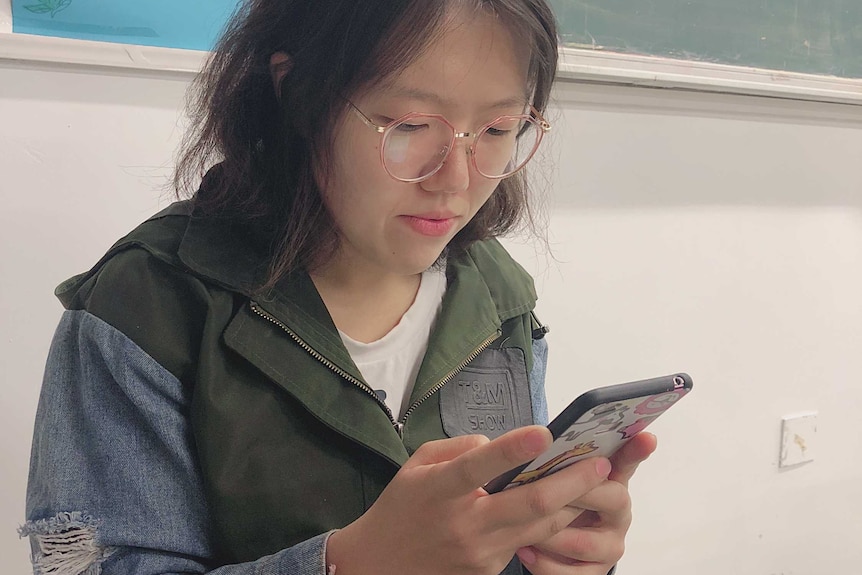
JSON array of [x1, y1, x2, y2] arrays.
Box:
[[1, 0, 860, 105], [558, 47, 862, 106]]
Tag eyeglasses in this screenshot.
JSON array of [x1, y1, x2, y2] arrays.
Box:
[[348, 101, 551, 183]]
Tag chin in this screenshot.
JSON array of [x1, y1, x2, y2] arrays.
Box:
[[395, 252, 446, 276]]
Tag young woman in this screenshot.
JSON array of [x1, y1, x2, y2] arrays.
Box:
[[22, 1, 656, 574]]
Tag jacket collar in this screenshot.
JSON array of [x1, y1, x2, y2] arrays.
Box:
[[174, 201, 537, 320], [172, 200, 538, 385]]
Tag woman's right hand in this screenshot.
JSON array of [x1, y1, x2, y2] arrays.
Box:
[[325, 426, 613, 575]]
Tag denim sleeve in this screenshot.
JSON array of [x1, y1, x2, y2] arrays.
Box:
[[528, 338, 549, 426], [21, 310, 333, 575]]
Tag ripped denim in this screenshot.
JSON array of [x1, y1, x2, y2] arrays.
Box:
[[19, 512, 113, 575], [21, 310, 332, 575]]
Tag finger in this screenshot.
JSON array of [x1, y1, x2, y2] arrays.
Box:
[[529, 521, 627, 565], [473, 502, 584, 558], [435, 426, 552, 495], [516, 544, 612, 575], [404, 434, 490, 469], [567, 480, 631, 519], [488, 457, 612, 528], [513, 504, 586, 547], [608, 432, 657, 487]]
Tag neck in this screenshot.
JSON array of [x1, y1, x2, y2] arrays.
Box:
[[311, 262, 423, 344]]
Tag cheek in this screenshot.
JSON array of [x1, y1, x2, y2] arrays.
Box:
[[326, 118, 381, 187], [324, 148, 374, 206], [335, 141, 395, 194]]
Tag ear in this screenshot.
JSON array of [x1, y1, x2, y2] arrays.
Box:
[[269, 52, 293, 100]]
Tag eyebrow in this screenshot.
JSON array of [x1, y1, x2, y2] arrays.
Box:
[[383, 85, 529, 111]]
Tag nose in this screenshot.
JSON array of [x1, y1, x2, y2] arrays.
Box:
[[420, 140, 471, 194]]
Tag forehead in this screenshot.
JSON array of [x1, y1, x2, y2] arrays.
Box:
[[369, 9, 531, 108]]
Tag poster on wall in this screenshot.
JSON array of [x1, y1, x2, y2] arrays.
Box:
[[11, 0, 240, 51]]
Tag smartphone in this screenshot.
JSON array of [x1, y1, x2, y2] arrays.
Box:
[[484, 373, 693, 493]]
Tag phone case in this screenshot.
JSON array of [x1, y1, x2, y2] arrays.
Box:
[[484, 373, 693, 493]]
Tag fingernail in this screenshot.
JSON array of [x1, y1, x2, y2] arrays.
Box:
[[522, 429, 547, 455], [596, 458, 612, 478], [516, 546, 537, 566]]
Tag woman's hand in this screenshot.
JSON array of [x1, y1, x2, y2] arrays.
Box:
[[326, 426, 614, 575], [514, 432, 659, 574]]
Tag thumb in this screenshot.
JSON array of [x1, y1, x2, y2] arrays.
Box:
[[404, 434, 490, 469]]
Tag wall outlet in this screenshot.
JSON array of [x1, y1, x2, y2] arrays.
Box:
[[779, 412, 817, 468]]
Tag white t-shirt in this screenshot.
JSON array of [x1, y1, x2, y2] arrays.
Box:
[[339, 268, 447, 421]]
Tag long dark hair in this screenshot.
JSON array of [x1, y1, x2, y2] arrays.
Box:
[[174, 0, 558, 290]]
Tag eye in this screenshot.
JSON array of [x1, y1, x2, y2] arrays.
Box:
[[394, 121, 429, 133], [484, 117, 521, 137], [485, 126, 514, 137]]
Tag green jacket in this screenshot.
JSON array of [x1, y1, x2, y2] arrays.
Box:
[[54, 200, 548, 568]]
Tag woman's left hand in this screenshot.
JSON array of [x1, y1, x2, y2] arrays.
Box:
[[514, 432, 658, 574]]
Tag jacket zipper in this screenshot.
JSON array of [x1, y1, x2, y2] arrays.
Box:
[[250, 301, 500, 439], [249, 301, 398, 427], [398, 329, 501, 435]]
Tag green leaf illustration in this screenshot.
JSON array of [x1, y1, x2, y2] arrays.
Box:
[[53, 0, 72, 16], [24, 4, 53, 14], [24, 0, 72, 18]]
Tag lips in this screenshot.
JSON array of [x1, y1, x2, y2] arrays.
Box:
[[410, 211, 457, 220], [401, 213, 458, 237]]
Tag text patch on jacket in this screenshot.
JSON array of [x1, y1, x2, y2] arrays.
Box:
[[439, 348, 534, 440]]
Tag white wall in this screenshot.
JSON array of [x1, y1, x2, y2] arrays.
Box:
[[509, 82, 862, 575], [0, 0, 11, 34], [0, 61, 190, 572], [1, 58, 861, 575]]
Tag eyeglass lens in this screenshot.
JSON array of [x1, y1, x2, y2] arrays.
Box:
[[382, 115, 542, 181]]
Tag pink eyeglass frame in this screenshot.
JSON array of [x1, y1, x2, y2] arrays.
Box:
[[347, 101, 552, 183]]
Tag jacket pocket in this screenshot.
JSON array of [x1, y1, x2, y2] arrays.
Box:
[[439, 347, 535, 439]]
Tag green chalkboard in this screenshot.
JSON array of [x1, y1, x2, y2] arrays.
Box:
[[551, 0, 862, 78]]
